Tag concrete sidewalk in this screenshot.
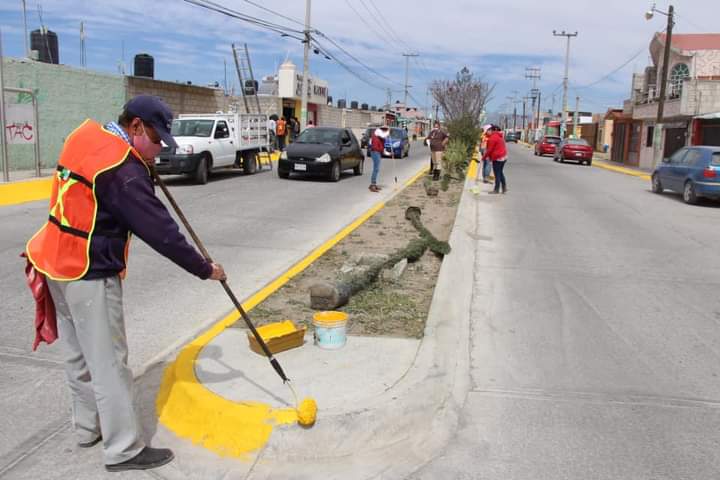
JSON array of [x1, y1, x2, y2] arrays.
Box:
[[145, 162, 481, 478]]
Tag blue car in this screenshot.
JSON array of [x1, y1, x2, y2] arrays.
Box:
[[366, 127, 410, 158], [652, 146, 720, 204]]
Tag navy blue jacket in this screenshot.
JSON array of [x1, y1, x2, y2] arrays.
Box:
[[85, 153, 212, 280]]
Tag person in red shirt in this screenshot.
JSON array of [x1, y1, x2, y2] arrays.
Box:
[[482, 125, 508, 194]]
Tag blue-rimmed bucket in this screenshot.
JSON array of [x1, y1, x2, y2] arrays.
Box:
[[312, 311, 348, 350]]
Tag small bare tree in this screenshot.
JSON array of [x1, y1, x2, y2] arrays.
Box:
[[430, 67, 494, 126]]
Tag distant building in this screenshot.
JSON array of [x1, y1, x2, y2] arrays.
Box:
[[617, 33, 720, 168]]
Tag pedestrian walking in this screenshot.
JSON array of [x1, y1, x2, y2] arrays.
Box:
[[23, 95, 227, 472], [276, 116, 287, 151], [267, 115, 277, 151], [289, 116, 300, 143], [483, 124, 508, 194], [369, 126, 390, 192], [425, 121, 449, 180]]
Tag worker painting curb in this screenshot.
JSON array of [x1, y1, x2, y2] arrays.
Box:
[[0, 177, 53, 207], [156, 165, 429, 459]]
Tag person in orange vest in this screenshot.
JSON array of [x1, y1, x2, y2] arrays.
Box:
[[24, 95, 226, 472], [276, 116, 287, 151]]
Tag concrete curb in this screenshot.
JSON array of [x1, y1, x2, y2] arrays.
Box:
[[242, 164, 479, 478], [592, 159, 652, 180], [155, 166, 434, 462], [0, 177, 52, 206]]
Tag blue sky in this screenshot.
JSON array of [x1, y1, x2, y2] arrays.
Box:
[[1, 0, 717, 116]]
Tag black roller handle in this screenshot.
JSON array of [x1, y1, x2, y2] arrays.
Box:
[[150, 167, 290, 384]]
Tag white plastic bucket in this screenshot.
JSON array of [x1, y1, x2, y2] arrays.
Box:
[[312, 311, 348, 350]]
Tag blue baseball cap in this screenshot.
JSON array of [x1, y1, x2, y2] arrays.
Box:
[[124, 95, 178, 148]]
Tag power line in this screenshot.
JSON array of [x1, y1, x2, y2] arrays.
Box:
[[344, 0, 386, 44], [181, 0, 304, 38], [236, 0, 305, 27]]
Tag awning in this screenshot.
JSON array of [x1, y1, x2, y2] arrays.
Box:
[[696, 112, 720, 120]]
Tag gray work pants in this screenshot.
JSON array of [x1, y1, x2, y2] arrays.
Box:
[[47, 276, 144, 464]]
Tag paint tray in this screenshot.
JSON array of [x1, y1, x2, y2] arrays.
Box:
[[248, 320, 306, 356]]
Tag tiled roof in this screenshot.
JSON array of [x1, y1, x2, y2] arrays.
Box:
[[658, 33, 720, 51]]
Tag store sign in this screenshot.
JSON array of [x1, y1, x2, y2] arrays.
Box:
[[5, 104, 35, 144]]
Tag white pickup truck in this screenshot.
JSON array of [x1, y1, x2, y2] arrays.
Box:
[[155, 112, 270, 184]]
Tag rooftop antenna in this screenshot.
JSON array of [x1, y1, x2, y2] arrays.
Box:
[[36, 2, 53, 64], [21, 0, 29, 57], [118, 39, 126, 75], [80, 21, 86, 68]]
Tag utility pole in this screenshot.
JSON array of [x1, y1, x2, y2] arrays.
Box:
[[649, 4, 675, 167], [536, 90, 542, 138], [525, 67, 541, 138], [522, 96, 528, 138], [0, 28, 8, 182], [402, 53, 419, 107], [80, 21, 86, 68], [300, 0, 312, 128], [553, 30, 578, 139], [22, 0, 29, 58], [573, 96, 580, 138]]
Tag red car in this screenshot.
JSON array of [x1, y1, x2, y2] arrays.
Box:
[[534, 136, 561, 156], [553, 138, 593, 165]]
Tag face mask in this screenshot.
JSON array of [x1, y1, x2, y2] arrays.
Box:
[[132, 124, 162, 162]]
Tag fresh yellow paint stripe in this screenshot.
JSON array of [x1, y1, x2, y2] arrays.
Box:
[[593, 160, 651, 180], [0, 177, 53, 207], [156, 164, 428, 459]]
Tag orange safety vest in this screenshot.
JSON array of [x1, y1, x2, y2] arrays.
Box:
[[276, 119, 287, 136], [26, 120, 144, 281]]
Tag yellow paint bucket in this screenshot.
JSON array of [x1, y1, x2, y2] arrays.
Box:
[[312, 311, 348, 350]]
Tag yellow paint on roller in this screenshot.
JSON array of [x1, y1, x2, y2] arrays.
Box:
[[256, 320, 298, 340], [156, 165, 428, 459], [297, 398, 318, 427]]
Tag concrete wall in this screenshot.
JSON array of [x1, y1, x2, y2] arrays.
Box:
[[126, 76, 229, 115], [683, 80, 720, 116], [3, 58, 126, 172]]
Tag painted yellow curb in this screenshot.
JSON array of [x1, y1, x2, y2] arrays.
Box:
[[0, 177, 53, 207], [593, 160, 651, 181], [156, 165, 428, 459]]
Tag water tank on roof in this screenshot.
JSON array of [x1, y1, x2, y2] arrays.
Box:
[[370, 106, 377, 111], [327, 95, 333, 105], [244, 79, 259, 95], [337, 99, 347, 109], [30, 29, 59, 64], [361, 103, 369, 110], [350, 101, 359, 109], [134, 53, 154, 78]]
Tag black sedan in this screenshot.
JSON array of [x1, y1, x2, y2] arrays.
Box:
[[278, 127, 364, 181]]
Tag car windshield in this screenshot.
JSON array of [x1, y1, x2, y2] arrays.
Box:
[[567, 139, 589, 146], [171, 119, 215, 137], [544, 137, 561, 144], [295, 128, 339, 145], [390, 130, 404, 140]]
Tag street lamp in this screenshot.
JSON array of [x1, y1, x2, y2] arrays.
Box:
[[645, 2, 675, 167]]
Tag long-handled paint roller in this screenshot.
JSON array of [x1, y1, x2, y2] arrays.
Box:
[[150, 168, 317, 427]]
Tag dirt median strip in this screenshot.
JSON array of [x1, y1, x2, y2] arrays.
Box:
[[155, 164, 429, 458]]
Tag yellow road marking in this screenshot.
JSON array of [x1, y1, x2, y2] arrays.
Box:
[[156, 164, 428, 459], [0, 177, 53, 207], [592, 160, 651, 180]]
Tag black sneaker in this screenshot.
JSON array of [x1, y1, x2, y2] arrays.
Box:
[[78, 435, 102, 448], [488, 190, 500, 195], [105, 447, 174, 472]]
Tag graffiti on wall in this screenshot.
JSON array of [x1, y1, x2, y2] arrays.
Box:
[[5, 104, 35, 144]]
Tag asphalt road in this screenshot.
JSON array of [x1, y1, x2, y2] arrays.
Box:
[[0, 142, 429, 476], [413, 144, 720, 479]]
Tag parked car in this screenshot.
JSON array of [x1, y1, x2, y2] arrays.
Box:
[[553, 138, 593, 165], [366, 127, 410, 158], [651, 146, 720, 204], [504, 131, 519, 143], [278, 127, 364, 181], [156, 113, 270, 184], [534, 135, 561, 156]]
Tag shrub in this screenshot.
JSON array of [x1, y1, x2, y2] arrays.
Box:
[[443, 139, 470, 178], [446, 115, 481, 156]]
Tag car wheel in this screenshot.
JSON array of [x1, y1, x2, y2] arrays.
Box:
[[329, 161, 341, 182], [278, 169, 289, 179], [243, 151, 258, 175], [353, 157, 364, 175], [683, 180, 698, 204], [651, 174, 664, 194], [194, 154, 209, 185], [587, 160, 592, 166]]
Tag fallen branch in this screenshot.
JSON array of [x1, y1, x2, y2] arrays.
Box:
[[404, 207, 451, 255]]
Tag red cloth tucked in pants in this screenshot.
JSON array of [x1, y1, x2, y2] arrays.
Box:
[[21, 253, 58, 350]]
